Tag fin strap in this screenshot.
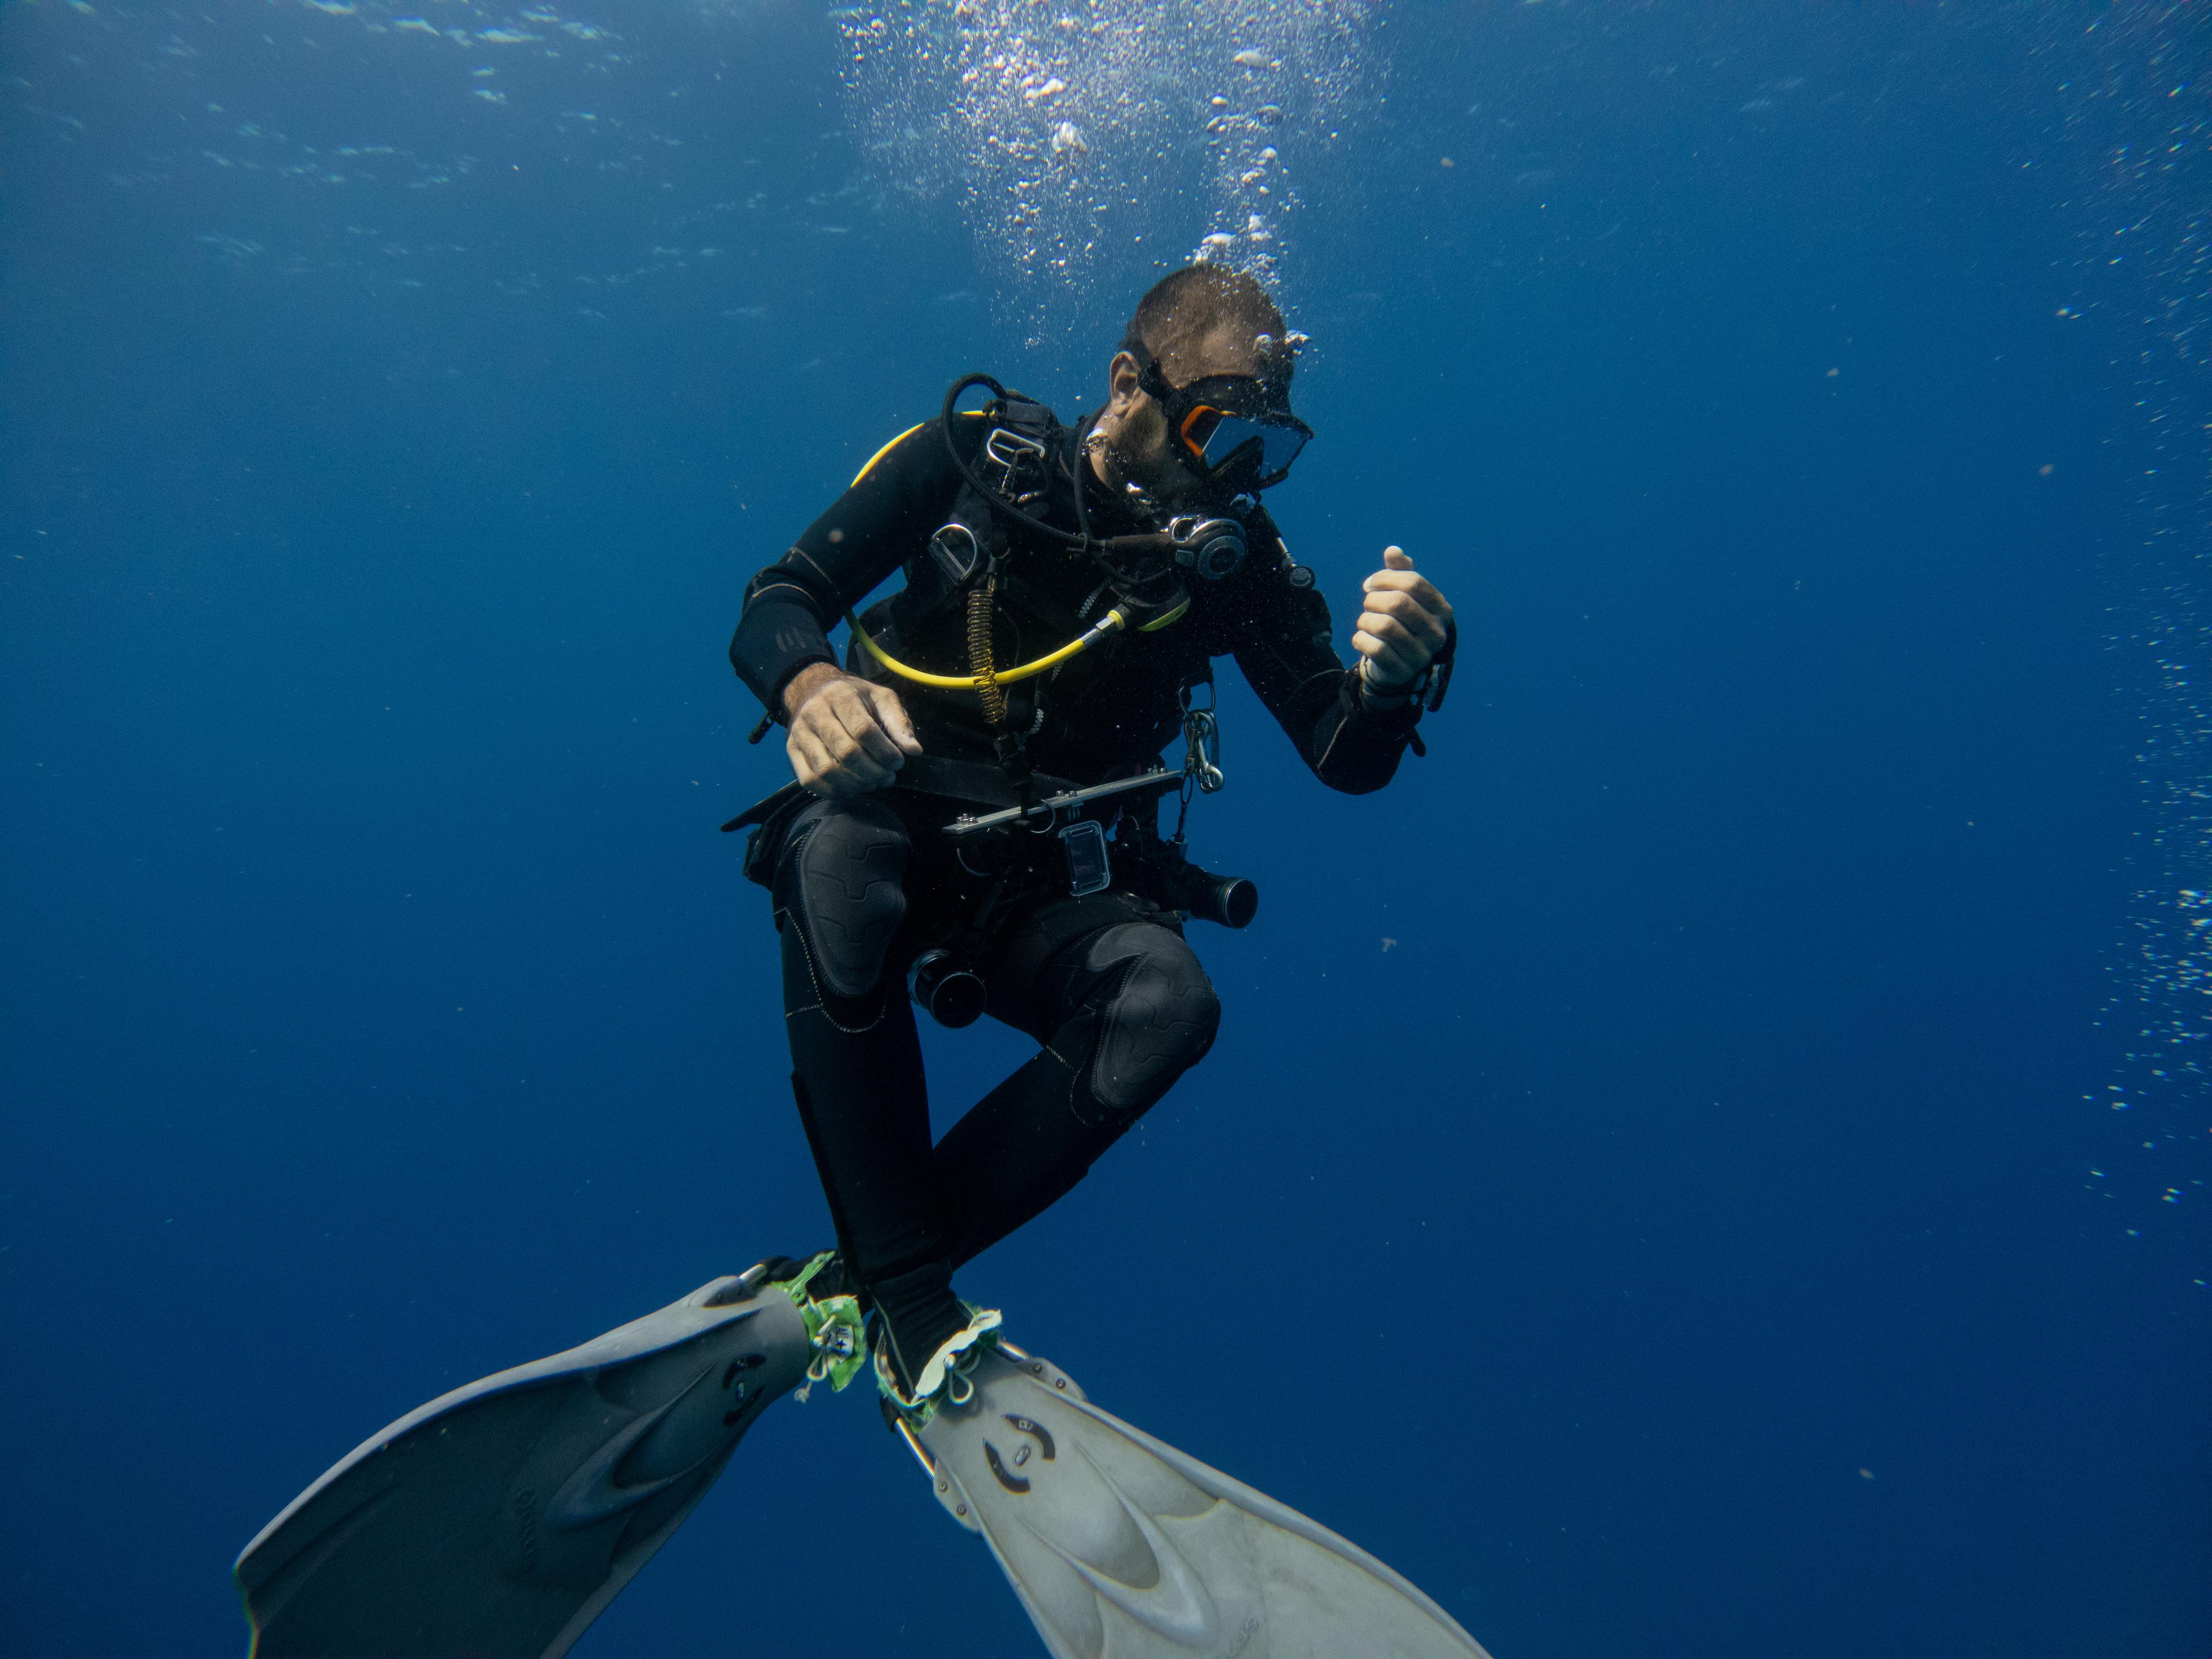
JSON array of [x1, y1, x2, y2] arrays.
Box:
[[782, 1252, 868, 1400], [875, 1305, 1005, 1425]]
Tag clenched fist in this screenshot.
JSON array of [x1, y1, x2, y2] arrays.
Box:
[[781, 662, 923, 798], [1352, 546, 1453, 704]]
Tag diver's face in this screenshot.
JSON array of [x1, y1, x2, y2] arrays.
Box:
[[1090, 326, 1272, 509]]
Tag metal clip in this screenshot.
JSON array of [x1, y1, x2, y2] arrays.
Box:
[[928, 520, 982, 584], [983, 426, 1048, 504], [1180, 683, 1225, 795]]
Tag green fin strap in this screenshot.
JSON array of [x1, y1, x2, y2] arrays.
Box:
[[782, 1252, 867, 1400]]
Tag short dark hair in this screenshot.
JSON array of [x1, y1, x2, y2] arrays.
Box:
[[1124, 264, 1289, 384]]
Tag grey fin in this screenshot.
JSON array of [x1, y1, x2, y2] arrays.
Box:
[[911, 1344, 1492, 1659], [234, 1270, 811, 1659]]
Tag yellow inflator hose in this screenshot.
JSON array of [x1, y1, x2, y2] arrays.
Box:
[[838, 414, 1192, 696], [843, 594, 1188, 693]]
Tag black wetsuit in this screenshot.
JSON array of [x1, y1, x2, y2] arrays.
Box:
[[729, 406, 1425, 1380]]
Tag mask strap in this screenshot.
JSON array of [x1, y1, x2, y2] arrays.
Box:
[[1122, 335, 1179, 406]]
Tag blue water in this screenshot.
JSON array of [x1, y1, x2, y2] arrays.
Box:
[[3, 2, 2207, 1654]]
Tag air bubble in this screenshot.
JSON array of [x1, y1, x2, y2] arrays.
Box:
[[833, 0, 1376, 339]]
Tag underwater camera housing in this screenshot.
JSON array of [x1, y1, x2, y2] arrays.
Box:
[[1132, 843, 1258, 930], [1157, 859, 1259, 930], [908, 947, 987, 1028]]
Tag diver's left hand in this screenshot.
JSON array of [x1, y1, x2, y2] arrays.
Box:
[[1353, 546, 1453, 700]]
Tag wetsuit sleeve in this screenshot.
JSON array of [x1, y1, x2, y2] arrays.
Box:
[[729, 421, 965, 716], [1226, 525, 1425, 796]]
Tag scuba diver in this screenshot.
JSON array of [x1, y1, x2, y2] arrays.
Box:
[[232, 264, 1483, 1659], [725, 260, 1456, 1405]]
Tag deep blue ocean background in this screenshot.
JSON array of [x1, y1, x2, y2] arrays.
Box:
[[4, 2, 2208, 1655]]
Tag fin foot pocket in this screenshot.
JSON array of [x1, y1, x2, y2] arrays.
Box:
[[912, 1344, 1493, 1659], [233, 1272, 811, 1659]]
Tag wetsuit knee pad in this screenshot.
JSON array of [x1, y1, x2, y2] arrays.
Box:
[[1071, 923, 1221, 1118], [777, 798, 910, 999]]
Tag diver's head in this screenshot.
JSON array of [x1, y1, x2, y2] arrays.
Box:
[[1089, 263, 1310, 512]]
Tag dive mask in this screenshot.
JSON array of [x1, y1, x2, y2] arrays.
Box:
[[1128, 339, 1312, 494]]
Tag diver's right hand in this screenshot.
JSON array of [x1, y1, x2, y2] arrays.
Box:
[[782, 663, 922, 798]]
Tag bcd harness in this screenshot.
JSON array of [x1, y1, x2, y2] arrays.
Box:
[[859, 385, 1240, 953], [726, 372, 1449, 1021], [842, 377, 1244, 806]]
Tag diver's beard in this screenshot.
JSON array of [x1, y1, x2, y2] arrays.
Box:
[[1087, 418, 1182, 498], [1118, 475, 1167, 522], [1093, 432, 1213, 521]]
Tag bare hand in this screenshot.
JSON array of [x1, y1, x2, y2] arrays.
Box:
[[782, 663, 922, 798], [1353, 547, 1454, 698]]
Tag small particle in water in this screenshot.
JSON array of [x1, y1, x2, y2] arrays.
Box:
[[1440, 156, 1455, 168], [1857, 1468, 1874, 1481], [1051, 120, 1087, 155], [1255, 104, 1283, 125], [2038, 463, 2055, 476], [1231, 48, 1271, 68]]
